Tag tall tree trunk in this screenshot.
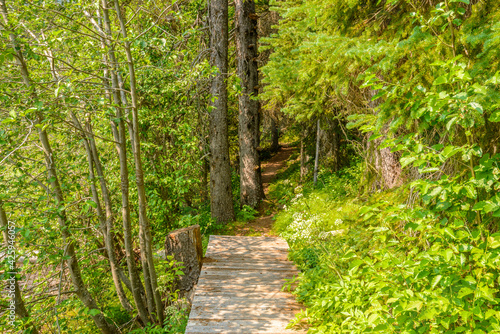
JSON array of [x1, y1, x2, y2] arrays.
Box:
[[37, 113, 119, 334], [379, 141, 403, 189], [1, 2, 118, 332], [85, 120, 134, 295], [113, 0, 163, 323], [98, 3, 150, 324], [236, 0, 264, 208], [332, 118, 341, 172], [70, 113, 133, 313], [367, 90, 402, 190], [0, 202, 39, 334], [300, 129, 308, 182], [270, 114, 280, 153], [209, 0, 235, 223], [313, 119, 320, 185]]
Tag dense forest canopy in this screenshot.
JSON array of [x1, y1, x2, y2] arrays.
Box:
[[1, 0, 500, 333]]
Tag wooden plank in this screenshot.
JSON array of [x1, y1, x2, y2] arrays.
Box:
[[192, 295, 298, 303], [190, 300, 300, 310], [205, 250, 289, 257], [200, 269, 298, 276], [206, 236, 289, 249], [193, 290, 295, 298], [199, 268, 299, 275], [197, 276, 295, 285], [208, 235, 289, 244], [202, 262, 298, 270], [206, 246, 290, 253], [207, 240, 289, 248], [185, 319, 306, 334], [193, 284, 297, 294], [204, 254, 291, 262], [189, 306, 301, 320]]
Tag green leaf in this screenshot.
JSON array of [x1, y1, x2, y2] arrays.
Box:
[[371, 90, 386, 101], [485, 309, 499, 320], [473, 201, 498, 213], [443, 249, 453, 262], [489, 111, 500, 122], [373, 323, 388, 331], [487, 235, 500, 249], [472, 83, 487, 95], [433, 75, 449, 85], [400, 156, 417, 168], [431, 275, 442, 289], [457, 287, 474, 298], [468, 102, 483, 114], [406, 300, 423, 311], [89, 309, 101, 316], [443, 228, 456, 239], [463, 184, 476, 199], [486, 71, 500, 85]]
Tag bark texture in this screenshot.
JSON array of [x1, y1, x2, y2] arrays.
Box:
[[236, 0, 264, 208], [209, 0, 235, 223], [165, 225, 203, 293], [365, 90, 403, 190], [365, 133, 403, 190]]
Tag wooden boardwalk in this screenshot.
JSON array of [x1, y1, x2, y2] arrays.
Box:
[[185, 235, 305, 334]]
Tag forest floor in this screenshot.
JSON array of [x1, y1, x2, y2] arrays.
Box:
[[235, 144, 297, 237]]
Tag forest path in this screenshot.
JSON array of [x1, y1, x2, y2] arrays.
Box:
[[185, 235, 306, 333], [235, 145, 297, 236]]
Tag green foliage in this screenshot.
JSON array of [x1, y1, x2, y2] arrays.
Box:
[[236, 205, 259, 222], [266, 0, 500, 331], [128, 257, 190, 333], [277, 165, 500, 333], [146, 256, 189, 334]]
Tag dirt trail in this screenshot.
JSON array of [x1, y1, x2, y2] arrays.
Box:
[[235, 145, 297, 236]]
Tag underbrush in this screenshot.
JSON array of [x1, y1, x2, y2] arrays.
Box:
[[273, 165, 500, 333]]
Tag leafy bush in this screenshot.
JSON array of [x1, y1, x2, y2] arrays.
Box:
[[275, 164, 500, 333], [236, 205, 259, 222], [130, 256, 189, 334]]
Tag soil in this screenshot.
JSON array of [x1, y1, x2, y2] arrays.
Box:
[[235, 145, 297, 237]]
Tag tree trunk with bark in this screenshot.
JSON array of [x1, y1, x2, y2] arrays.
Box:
[[209, 0, 235, 223], [165, 225, 203, 296], [300, 129, 309, 182], [270, 115, 280, 153], [313, 119, 321, 185], [71, 113, 133, 313], [366, 89, 403, 190], [236, 0, 264, 208], [0, 202, 39, 334]]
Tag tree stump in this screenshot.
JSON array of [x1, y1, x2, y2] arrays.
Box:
[[164, 225, 203, 295]]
